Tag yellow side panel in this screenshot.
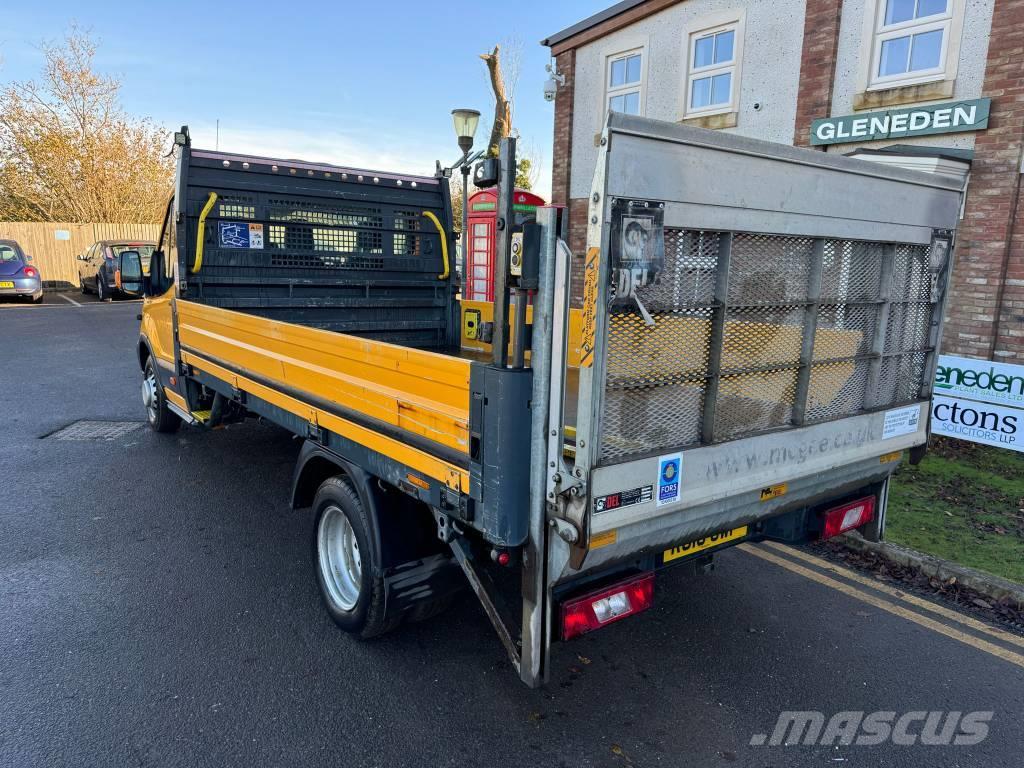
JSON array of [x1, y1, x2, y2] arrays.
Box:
[[164, 387, 188, 410], [175, 301, 472, 454], [461, 299, 585, 369], [182, 351, 468, 493]]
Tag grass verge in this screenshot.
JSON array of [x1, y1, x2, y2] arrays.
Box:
[[886, 437, 1024, 584]]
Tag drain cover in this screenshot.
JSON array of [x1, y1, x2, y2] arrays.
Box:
[[47, 420, 144, 441]]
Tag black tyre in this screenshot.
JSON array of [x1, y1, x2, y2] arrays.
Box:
[[143, 357, 180, 433], [80, 279, 90, 295], [312, 476, 397, 639], [31, 294, 43, 304], [97, 275, 111, 302]]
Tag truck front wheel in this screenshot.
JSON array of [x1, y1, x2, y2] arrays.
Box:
[[313, 477, 396, 639], [143, 358, 180, 433]]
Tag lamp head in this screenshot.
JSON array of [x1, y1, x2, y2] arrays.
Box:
[[451, 109, 481, 155]]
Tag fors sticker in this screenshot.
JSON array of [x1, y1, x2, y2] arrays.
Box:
[[656, 453, 682, 507]]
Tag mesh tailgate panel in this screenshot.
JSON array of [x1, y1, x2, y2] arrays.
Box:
[[598, 230, 939, 462]]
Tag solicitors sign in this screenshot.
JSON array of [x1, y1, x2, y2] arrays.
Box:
[[811, 98, 991, 146], [930, 355, 1024, 453]]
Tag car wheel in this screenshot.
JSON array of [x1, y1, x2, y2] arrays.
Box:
[[31, 294, 43, 304], [97, 276, 111, 302], [313, 477, 397, 639], [80, 278, 90, 295], [143, 357, 180, 433]]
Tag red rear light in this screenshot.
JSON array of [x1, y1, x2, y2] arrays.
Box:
[[821, 496, 875, 539], [23, 266, 37, 278], [560, 572, 655, 641]]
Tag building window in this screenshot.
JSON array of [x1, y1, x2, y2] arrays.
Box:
[[606, 49, 643, 115], [870, 0, 955, 88], [686, 24, 738, 115]]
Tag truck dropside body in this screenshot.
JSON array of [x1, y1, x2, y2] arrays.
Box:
[[137, 114, 962, 687]]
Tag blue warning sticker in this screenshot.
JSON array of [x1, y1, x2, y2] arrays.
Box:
[[656, 453, 682, 507], [218, 221, 264, 249]]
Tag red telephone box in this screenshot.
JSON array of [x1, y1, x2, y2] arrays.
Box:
[[464, 188, 546, 301]]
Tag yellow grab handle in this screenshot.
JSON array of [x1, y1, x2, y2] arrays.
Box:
[[193, 191, 218, 273], [422, 210, 449, 280]]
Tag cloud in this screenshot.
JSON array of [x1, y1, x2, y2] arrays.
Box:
[[180, 119, 551, 199], [186, 121, 455, 178]]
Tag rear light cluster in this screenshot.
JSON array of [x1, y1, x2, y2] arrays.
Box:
[[821, 496, 875, 539], [23, 267, 37, 278], [560, 572, 655, 641]]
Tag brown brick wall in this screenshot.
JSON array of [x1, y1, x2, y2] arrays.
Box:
[[943, 0, 1024, 360], [549, 48, 588, 306], [793, 0, 845, 147], [567, 198, 590, 307], [551, 50, 576, 207]]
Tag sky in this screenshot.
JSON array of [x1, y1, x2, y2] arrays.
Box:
[[0, 0, 610, 198]]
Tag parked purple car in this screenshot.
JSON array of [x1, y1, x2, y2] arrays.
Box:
[[0, 240, 42, 303]]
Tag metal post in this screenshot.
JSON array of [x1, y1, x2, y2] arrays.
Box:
[[921, 232, 955, 399], [521, 206, 557, 688], [792, 239, 825, 425], [461, 161, 470, 283], [511, 289, 528, 368], [865, 244, 896, 408], [700, 232, 733, 444], [491, 137, 516, 368]]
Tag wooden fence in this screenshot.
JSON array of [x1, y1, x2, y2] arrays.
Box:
[[0, 222, 161, 289]]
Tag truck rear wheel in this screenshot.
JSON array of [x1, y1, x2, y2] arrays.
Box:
[[313, 476, 397, 639]]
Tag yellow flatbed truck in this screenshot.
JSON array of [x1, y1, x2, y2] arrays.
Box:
[[129, 115, 962, 686]]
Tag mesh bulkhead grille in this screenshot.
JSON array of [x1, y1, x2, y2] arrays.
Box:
[[187, 192, 450, 349]]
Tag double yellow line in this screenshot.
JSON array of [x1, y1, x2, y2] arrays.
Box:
[[739, 541, 1024, 670]]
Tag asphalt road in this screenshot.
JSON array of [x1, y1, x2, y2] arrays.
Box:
[[1, 297, 1022, 768]]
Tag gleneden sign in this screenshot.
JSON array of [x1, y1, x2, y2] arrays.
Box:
[[811, 98, 990, 147], [935, 355, 1024, 408], [930, 355, 1024, 453]]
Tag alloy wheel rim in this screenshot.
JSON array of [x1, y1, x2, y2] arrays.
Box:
[[317, 504, 362, 611], [142, 367, 158, 422]]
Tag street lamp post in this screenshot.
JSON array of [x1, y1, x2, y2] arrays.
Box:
[[451, 109, 481, 283]]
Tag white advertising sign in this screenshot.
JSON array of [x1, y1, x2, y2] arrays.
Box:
[[935, 355, 1024, 408], [930, 395, 1022, 453]]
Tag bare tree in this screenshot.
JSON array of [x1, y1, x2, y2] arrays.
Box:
[[0, 27, 173, 223], [479, 45, 512, 159]]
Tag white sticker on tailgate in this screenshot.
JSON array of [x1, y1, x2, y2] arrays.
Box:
[[656, 453, 682, 507], [882, 404, 921, 439]]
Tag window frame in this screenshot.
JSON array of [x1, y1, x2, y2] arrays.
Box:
[[682, 12, 745, 119], [863, 0, 964, 91], [603, 45, 647, 117]]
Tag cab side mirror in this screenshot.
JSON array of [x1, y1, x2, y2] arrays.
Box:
[[117, 250, 144, 297], [144, 250, 165, 297]]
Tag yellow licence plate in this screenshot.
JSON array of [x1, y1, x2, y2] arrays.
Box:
[[663, 526, 748, 563], [0, 281, 14, 288]]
